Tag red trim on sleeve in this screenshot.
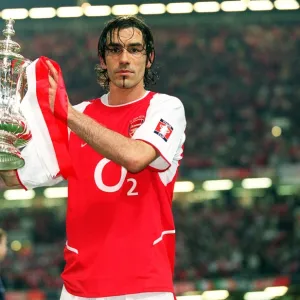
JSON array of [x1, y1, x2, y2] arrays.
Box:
[[15, 170, 28, 191], [135, 139, 171, 172]]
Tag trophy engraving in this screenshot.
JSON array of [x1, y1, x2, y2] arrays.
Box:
[[0, 19, 31, 170]]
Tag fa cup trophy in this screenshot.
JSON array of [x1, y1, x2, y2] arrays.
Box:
[[0, 19, 31, 170]]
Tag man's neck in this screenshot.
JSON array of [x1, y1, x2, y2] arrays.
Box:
[[108, 84, 147, 106]]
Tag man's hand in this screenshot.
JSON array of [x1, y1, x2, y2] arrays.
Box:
[[0, 170, 21, 188], [45, 60, 72, 117]]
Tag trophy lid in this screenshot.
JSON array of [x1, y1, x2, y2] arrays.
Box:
[[0, 19, 24, 59]]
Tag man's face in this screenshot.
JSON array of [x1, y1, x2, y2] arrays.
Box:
[[0, 235, 7, 261], [101, 27, 152, 89]]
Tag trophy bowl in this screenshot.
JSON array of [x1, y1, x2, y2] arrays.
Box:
[[0, 19, 32, 170]]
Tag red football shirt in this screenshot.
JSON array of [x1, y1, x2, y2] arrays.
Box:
[[62, 91, 186, 297]]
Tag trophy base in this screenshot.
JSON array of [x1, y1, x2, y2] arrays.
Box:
[[0, 152, 24, 170], [0, 130, 25, 170]]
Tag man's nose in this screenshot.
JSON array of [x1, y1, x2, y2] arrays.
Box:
[[119, 48, 130, 64]]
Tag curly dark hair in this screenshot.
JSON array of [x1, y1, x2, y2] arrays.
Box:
[[95, 15, 158, 90]]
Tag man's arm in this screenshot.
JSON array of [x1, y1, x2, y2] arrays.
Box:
[[46, 60, 158, 173], [68, 107, 158, 173], [0, 171, 21, 188]]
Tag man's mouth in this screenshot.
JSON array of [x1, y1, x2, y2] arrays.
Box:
[[116, 70, 133, 74]]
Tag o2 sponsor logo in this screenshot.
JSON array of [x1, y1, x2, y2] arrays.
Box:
[[94, 158, 138, 196]]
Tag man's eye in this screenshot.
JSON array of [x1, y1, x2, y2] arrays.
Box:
[[128, 47, 143, 54], [108, 47, 121, 53]]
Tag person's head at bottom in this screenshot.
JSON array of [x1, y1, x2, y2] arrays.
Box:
[[96, 15, 157, 92], [0, 229, 7, 262]]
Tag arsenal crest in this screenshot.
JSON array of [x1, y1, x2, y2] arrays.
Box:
[[128, 116, 145, 137]]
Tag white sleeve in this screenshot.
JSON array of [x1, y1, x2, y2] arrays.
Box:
[[132, 93, 186, 171], [17, 140, 63, 190]]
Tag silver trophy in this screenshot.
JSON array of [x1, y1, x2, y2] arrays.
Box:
[[0, 19, 31, 170]]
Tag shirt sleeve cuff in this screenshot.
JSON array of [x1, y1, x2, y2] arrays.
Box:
[[134, 138, 171, 172]]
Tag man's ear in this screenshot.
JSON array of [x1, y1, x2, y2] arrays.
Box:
[[146, 51, 155, 69], [100, 56, 107, 69]]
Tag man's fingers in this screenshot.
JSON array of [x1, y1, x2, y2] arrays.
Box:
[[46, 60, 59, 82], [48, 74, 56, 87]]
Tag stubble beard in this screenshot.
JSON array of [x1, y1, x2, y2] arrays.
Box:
[[112, 74, 143, 90]]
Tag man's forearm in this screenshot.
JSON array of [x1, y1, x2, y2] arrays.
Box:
[[67, 106, 156, 173]]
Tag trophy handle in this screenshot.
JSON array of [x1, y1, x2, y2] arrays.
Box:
[[19, 72, 27, 102], [16, 59, 31, 103]]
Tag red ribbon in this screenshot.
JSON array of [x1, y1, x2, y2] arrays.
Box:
[[35, 56, 74, 179]]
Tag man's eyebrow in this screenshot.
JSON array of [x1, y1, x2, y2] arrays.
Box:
[[106, 42, 121, 47], [127, 42, 144, 47], [107, 42, 144, 47]]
